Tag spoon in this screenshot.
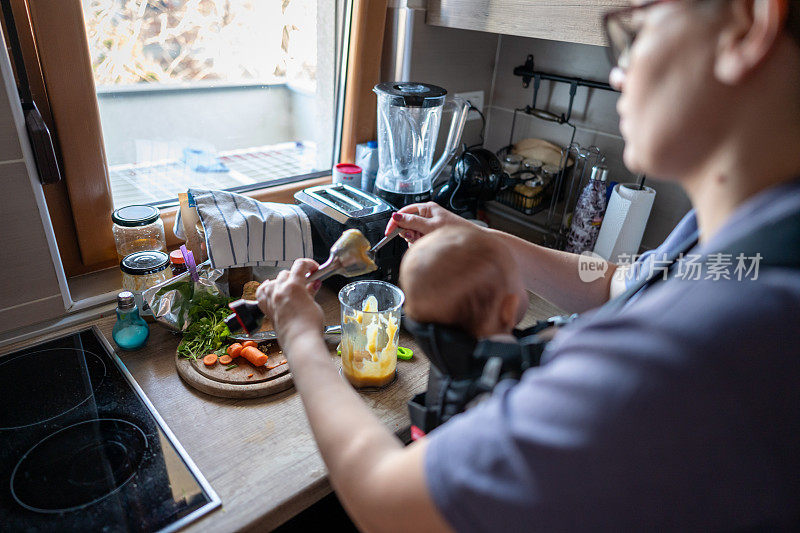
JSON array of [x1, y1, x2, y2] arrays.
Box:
[[368, 226, 403, 257], [307, 227, 403, 282]]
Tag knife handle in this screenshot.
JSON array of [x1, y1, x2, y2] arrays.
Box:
[[225, 299, 263, 334]]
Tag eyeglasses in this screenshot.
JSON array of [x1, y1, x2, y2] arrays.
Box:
[[603, 0, 683, 69]]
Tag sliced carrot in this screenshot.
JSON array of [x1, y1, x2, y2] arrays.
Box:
[[241, 346, 268, 367], [202, 353, 218, 367], [219, 354, 233, 365], [247, 373, 254, 378], [226, 343, 243, 358], [266, 360, 287, 371], [241, 340, 258, 349]]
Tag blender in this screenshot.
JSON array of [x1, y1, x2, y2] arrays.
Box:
[[373, 82, 470, 207]]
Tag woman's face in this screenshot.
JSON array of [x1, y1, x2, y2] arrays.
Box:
[[612, 1, 729, 179]]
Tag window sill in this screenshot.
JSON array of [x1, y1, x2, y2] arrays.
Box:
[[67, 267, 122, 311]]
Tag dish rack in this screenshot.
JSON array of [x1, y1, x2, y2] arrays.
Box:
[[496, 173, 555, 216], [490, 54, 618, 249]]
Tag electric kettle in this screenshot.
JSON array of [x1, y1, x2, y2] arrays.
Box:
[[373, 82, 470, 207]]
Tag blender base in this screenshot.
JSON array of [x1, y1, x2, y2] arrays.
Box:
[[374, 187, 432, 209]]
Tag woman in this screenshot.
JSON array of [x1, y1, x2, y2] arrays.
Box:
[[257, 1, 800, 530]]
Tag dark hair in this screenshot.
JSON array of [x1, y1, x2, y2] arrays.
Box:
[[790, 1, 800, 45]]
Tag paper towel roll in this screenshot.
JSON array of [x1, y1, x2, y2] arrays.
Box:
[[593, 184, 656, 262]]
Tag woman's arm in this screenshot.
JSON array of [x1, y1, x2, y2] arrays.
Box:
[[486, 229, 619, 313], [386, 202, 618, 312], [257, 261, 452, 533]]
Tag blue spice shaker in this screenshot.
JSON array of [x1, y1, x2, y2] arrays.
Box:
[[112, 291, 150, 350]]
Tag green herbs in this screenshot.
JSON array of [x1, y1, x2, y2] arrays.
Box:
[[224, 363, 238, 371], [176, 291, 234, 361]]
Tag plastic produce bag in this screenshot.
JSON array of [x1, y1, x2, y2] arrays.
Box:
[[143, 260, 227, 332]]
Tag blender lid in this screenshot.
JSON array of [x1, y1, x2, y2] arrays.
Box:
[[373, 82, 447, 107]]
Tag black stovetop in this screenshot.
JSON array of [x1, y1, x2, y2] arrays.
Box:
[[0, 327, 220, 532]]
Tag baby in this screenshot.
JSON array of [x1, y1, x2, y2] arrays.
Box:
[[399, 225, 529, 339]]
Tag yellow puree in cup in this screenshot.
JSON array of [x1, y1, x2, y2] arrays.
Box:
[[341, 295, 398, 387]]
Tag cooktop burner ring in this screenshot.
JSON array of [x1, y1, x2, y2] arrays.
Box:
[[10, 418, 148, 514], [0, 348, 106, 431]]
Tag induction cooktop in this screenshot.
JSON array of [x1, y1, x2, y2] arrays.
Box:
[[0, 326, 220, 532]]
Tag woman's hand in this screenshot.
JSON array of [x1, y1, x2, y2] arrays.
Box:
[[255, 259, 324, 350], [384, 202, 474, 244]]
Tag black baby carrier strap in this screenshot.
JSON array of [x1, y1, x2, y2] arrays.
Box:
[[405, 317, 549, 438]]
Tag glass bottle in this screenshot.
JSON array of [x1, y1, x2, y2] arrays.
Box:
[[169, 249, 188, 276], [565, 164, 609, 254], [112, 291, 150, 350]]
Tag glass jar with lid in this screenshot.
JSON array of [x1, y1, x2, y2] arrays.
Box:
[[501, 154, 523, 175], [112, 205, 166, 260], [540, 164, 561, 185], [522, 158, 543, 174], [120, 251, 171, 293], [169, 249, 187, 276]]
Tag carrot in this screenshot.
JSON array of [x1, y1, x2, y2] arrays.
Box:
[[226, 343, 243, 358], [219, 354, 233, 365], [266, 360, 287, 371], [241, 340, 258, 349], [247, 373, 254, 378], [203, 353, 218, 367], [241, 346, 268, 367]]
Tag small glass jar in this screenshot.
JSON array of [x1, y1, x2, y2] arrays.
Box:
[[112, 205, 166, 260], [112, 291, 149, 350], [121, 251, 171, 293], [540, 164, 561, 185], [502, 154, 523, 175], [169, 249, 188, 276], [525, 176, 545, 188], [522, 158, 543, 173]]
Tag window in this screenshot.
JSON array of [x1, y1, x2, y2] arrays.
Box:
[[8, 0, 388, 274], [83, 0, 338, 207]]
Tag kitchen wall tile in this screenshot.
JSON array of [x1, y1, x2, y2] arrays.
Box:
[[408, 14, 499, 98], [0, 160, 62, 309], [405, 13, 499, 149], [491, 35, 621, 136], [0, 75, 23, 162]]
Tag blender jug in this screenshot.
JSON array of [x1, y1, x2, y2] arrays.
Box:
[[373, 82, 469, 207]]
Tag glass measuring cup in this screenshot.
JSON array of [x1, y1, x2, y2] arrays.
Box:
[[339, 281, 404, 389]]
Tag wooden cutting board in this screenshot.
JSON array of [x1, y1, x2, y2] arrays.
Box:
[[176, 339, 294, 399], [176, 288, 343, 399]]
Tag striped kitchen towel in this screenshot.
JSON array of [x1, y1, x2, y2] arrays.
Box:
[[174, 188, 313, 270]]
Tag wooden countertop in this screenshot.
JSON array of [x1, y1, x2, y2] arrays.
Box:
[[1, 287, 563, 532]]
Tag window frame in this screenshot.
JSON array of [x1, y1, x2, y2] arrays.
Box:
[[12, 0, 388, 277]]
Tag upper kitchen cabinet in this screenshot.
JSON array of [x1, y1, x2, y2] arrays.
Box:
[[426, 0, 628, 46]]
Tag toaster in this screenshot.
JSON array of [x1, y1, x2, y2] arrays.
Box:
[[294, 183, 406, 286]]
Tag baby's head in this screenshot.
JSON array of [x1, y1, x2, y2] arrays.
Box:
[[399, 225, 528, 338]]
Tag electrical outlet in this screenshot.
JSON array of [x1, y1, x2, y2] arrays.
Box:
[[455, 90, 485, 121]]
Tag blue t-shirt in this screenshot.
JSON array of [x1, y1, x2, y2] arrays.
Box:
[[424, 180, 800, 531]]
